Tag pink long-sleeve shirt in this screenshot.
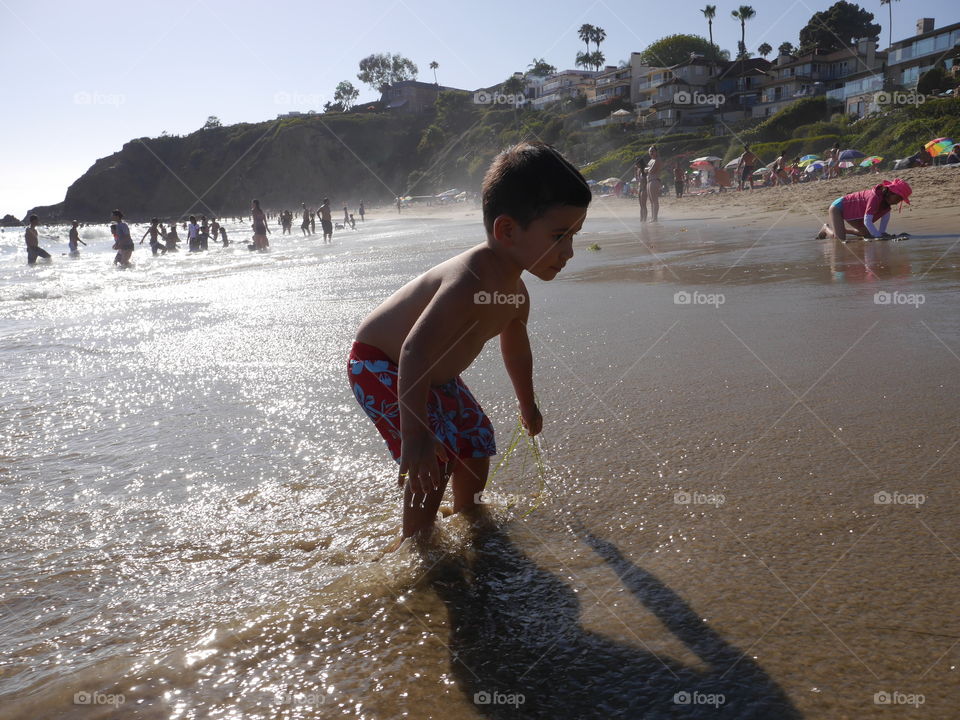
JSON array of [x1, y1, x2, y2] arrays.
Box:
[[841, 185, 891, 235]]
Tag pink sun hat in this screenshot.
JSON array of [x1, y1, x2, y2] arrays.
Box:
[[882, 178, 912, 204]]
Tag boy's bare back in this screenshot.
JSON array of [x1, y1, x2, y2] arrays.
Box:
[[356, 243, 527, 385]]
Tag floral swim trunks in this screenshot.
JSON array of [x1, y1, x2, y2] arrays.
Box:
[[348, 341, 496, 462]]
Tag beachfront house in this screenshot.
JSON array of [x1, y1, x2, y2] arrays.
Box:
[[632, 65, 671, 111], [640, 56, 719, 134], [530, 69, 598, 110], [591, 64, 633, 104], [380, 80, 466, 114], [751, 40, 883, 119], [886, 17, 960, 91]]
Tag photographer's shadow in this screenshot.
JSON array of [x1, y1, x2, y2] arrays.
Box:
[[429, 522, 800, 719]]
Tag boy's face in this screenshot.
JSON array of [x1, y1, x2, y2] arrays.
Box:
[[504, 205, 585, 280]]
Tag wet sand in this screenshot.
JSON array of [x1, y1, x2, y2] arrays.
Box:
[[2, 203, 959, 718]]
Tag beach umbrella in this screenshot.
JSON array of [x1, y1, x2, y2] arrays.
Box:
[[804, 161, 826, 173], [752, 167, 772, 176], [691, 155, 722, 164], [690, 159, 716, 168], [924, 137, 954, 157], [838, 149, 866, 161], [600, 177, 621, 186], [611, 109, 633, 117], [798, 154, 821, 167], [586, 179, 598, 185], [838, 161, 855, 169], [724, 157, 742, 170], [859, 156, 884, 167]]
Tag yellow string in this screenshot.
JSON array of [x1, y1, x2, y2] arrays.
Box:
[[487, 409, 549, 518]]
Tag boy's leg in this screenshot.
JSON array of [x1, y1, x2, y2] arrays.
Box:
[[450, 456, 490, 513], [402, 477, 450, 538]]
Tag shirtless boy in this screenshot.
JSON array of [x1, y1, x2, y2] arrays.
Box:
[[25, 215, 51, 265], [318, 199, 333, 243], [348, 142, 591, 544]]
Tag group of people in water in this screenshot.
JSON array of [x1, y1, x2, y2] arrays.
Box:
[[21, 198, 368, 266]]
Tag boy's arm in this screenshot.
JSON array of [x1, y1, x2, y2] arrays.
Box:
[[397, 279, 480, 495], [499, 283, 542, 436]]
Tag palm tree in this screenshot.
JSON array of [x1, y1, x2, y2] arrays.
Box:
[[701, 5, 717, 60], [578, 24, 594, 54], [591, 26, 606, 54], [731, 6, 756, 59], [575, 51, 592, 71], [429, 60, 439, 85], [757, 42, 772, 58], [880, 0, 900, 48]]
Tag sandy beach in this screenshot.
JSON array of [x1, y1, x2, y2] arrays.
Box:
[[2, 178, 959, 718]]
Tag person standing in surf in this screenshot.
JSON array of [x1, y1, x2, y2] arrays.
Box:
[[318, 198, 333, 243], [25, 214, 51, 265], [251, 199, 269, 250], [68, 220, 85, 257], [111, 209, 134, 267], [186, 216, 200, 252], [347, 141, 590, 548], [140, 218, 165, 256], [634, 157, 648, 223], [647, 146, 661, 221], [358, 201, 365, 222]]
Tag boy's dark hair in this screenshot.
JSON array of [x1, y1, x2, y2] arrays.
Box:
[[482, 142, 591, 233], [112, 209, 123, 219], [189, 215, 196, 222], [29, 214, 38, 223]]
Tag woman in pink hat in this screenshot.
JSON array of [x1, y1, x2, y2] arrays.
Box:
[[816, 178, 912, 242]]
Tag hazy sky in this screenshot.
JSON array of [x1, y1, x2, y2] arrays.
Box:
[[1, 0, 955, 217]]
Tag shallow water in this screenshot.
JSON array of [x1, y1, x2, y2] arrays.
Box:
[[1, 209, 958, 718]]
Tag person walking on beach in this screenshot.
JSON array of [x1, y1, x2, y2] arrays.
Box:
[[343, 204, 350, 225], [318, 198, 333, 243], [199, 217, 210, 251], [210, 218, 220, 247], [111, 209, 134, 267], [673, 161, 684, 199], [219, 225, 229, 247], [68, 220, 86, 257], [186, 216, 200, 252], [140, 218, 166, 256], [359, 201, 365, 222], [25, 214, 51, 265], [773, 150, 791, 186], [347, 141, 590, 548], [634, 156, 648, 222], [646, 146, 661, 221], [736, 145, 757, 191], [815, 178, 912, 242], [251, 199, 269, 251]]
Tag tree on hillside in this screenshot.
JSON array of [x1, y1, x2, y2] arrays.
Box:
[[578, 24, 595, 54], [731, 6, 756, 59], [502, 75, 525, 97], [798, 1, 880, 53], [334, 81, 359, 111], [638, 34, 728, 67], [778, 41, 796, 55], [575, 51, 591, 71], [917, 64, 949, 95], [879, 0, 900, 48], [203, 116, 222, 130], [357, 52, 418, 92], [758, 42, 773, 58], [429, 60, 439, 85], [528, 57, 556, 77], [701, 5, 717, 59]]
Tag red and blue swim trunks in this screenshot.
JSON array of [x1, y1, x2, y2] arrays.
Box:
[[348, 341, 496, 462]]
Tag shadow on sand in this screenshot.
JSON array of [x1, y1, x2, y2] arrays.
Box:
[[429, 522, 801, 719]]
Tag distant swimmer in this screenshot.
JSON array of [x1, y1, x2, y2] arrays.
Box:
[[199, 216, 209, 251], [161, 222, 180, 252], [300, 203, 310, 236], [111, 209, 134, 267], [358, 200, 365, 222], [319, 198, 333, 243], [25, 214, 52, 265], [816, 178, 912, 242], [219, 226, 229, 247], [251, 199, 269, 251], [68, 220, 86, 257], [343, 204, 350, 225], [187, 215, 200, 252], [210, 218, 220, 248], [140, 218, 166, 256]]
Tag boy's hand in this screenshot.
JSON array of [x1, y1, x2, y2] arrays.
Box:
[[398, 431, 449, 495], [520, 402, 542, 436]]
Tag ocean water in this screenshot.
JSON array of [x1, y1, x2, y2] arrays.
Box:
[[1, 208, 959, 718]]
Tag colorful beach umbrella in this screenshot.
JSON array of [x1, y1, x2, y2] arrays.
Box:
[[797, 154, 821, 167], [804, 161, 826, 173], [838, 149, 866, 161], [838, 161, 855, 168], [859, 156, 883, 167], [924, 137, 954, 157]]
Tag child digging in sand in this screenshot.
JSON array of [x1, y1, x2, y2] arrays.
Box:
[[347, 142, 591, 547], [816, 178, 912, 242]]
